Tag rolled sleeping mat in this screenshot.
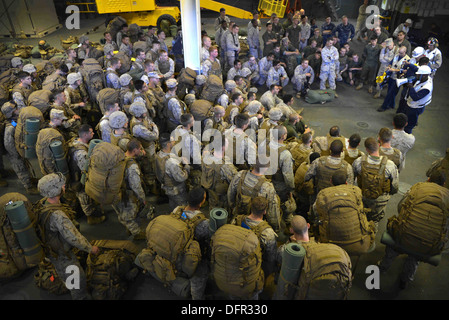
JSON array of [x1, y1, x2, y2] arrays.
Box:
[[169, 277, 191, 298], [273, 242, 306, 300], [50, 140, 69, 176], [24, 118, 40, 159], [209, 208, 228, 235], [5, 201, 44, 267], [80, 139, 102, 185]]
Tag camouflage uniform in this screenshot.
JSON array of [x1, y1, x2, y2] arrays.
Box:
[[11, 83, 33, 109], [130, 115, 159, 188], [156, 151, 190, 211], [258, 56, 274, 86], [201, 152, 238, 209], [391, 129, 415, 168], [164, 92, 185, 133], [266, 66, 289, 88], [380, 146, 404, 172], [292, 64, 315, 92], [112, 157, 147, 236], [36, 173, 93, 300], [320, 45, 339, 90], [105, 68, 120, 89], [228, 170, 282, 232], [259, 90, 282, 111], [97, 115, 112, 143], [352, 155, 399, 223], [224, 128, 257, 169], [242, 60, 260, 85], [68, 139, 96, 218], [3, 122, 34, 190]]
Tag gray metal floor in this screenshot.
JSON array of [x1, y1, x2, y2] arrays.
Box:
[[0, 14, 448, 300]]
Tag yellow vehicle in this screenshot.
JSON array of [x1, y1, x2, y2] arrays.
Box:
[[69, 0, 287, 32]]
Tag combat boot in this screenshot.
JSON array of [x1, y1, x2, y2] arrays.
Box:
[[356, 83, 363, 90], [374, 91, 381, 99], [368, 86, 373, 94], [87, 215, 106, 225]]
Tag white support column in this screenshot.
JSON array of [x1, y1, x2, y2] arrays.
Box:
[[180, 0, 202, 74]]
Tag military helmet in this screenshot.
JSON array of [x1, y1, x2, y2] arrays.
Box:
[[246, 100, 262, 115], [119, 73, 132, 87], [67, 72, 82, 85], [268, 107, 283, 121], [103, 43, 115, 55], [184, 93, 196, 106], [23, 64, 36, 74], [241, 67, 252, 78], [1, 102, 17, 119], [195, 75, 207, 86], [109, 111, 128, 129], [225, 80, 236, 91], [427, 37, 439, 47], [129, 101, 147, 118], [38, 173, 66, 198], [11, 57, 23, 68]]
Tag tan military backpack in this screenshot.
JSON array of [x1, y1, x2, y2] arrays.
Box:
[[357, 155, 390, 199], [295, 240, 352, 300], [211, 224, 264, 299], [35, 128, 67, 176], [14, 106, 45, 158], [315, 185, 376, 255], [141, 208, 205, 283], [387, 182, 449, 256]]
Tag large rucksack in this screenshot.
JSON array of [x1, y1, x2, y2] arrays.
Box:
[[315, 185, 376, 255], [315, 156, 349, 194], [97, 88, 119, 114], [200, 74, 225, 103], [0, 193, 39, 281], [35, 128, 67, 176], [357, 155, 390, 199], [14, 106, 45, 158], [285, 140, 311, 173], [387, 182, 449, 257], [106, 16, 127, 43], [86, 239, 140, 300], [211, 224, 264, 299], [0, 68, 19, 105], [113, 51, 131, 75], [34, 259, 69, 295], [80, 58, 105, 104], [295, 240, 352, 300], [139, 209, 205, 284], [189, 99, 214, 122], [176, 67, 197, 100], [28, 89, 53, 115], [85, 142, 127, 205]]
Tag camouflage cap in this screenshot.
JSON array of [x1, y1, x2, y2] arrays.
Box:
[[166, 78, 178, 89], [119, 73, 132, 86], [11, 57, 23, 68], [246, 100, 262, 115], [67, 72, 82, 85], [1, 102, 16, 119], [268, 107, 283, 121], [147, 72, 159, 79], [248, 87, 258, 93], [109, 111, 128, 129], [23, 64, 36, 74], [225, 80, 236, 91], [195, 75, 207, 86], [38, 173, 66, 198], [50, 108, 68, 120], [129, 101, 147, 117]]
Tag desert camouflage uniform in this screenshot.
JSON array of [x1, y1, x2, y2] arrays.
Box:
[[224, 128, 257, 168], [380, 146, 404, 172], [112, 157, 147, 235], [165, 93, 184, 132], [130, 116, 159, 187], [3, 123, 34, 189], [12, 84, 33, 109], [266, 66, 289, 88], [320, 45, 339, 90], [242, 60, 260, 84], [228, 170, 282, 232], [352, 155, 399, 224], [38, 203, 92, 300], [259, 90, 282, 111], [69, 139, 96, 217], [391, 129, 415, 169], [105, 68, 120, 89], [97, 115, 112, 142], [156, 151, 190, 211]]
